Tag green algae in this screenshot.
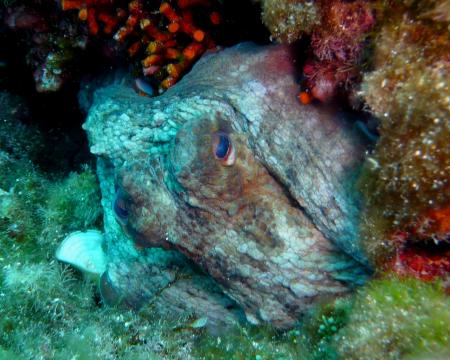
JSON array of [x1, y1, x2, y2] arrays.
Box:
[[298, 297, 353, 360], [259, 0, 320, 43], [0, 92, 196, 359], [358, 0, 450, 262], [334, 276, 450, 360], [1, 73, 449, 360], [193, 324, 306, 360], [191, 275, 448, 360]]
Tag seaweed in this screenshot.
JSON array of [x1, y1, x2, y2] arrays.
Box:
[[358, 1, 450, 263], [259, 0, 319, 43], [334, 276, 450, 359]]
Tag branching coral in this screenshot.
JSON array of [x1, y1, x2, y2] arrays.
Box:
[[61, 0, 223, 92], [2, 0, 222, 93]]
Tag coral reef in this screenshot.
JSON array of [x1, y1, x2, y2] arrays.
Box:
[[357, 1, 450, 272], [1, 1, 449, 357], [61, 0, 223, 92], [1, 0, 223, 93]]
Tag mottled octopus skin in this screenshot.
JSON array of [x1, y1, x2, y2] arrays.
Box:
[[83, 43, 370, 329]]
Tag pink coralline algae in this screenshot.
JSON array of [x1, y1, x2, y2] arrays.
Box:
[[303, 0, 375, 103], [258, 0, 376, 103]]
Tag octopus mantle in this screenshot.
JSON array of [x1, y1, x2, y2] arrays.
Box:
[[83, 43, 370, 329]]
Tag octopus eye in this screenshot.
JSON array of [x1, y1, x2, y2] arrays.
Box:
[[113, 196, 129, 222], [212, 132, 236, 166]]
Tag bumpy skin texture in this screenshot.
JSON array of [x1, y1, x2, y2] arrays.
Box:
[[84, 43, 370, 328]]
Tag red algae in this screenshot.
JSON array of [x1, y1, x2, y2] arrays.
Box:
[[257, 0, 375, 103]]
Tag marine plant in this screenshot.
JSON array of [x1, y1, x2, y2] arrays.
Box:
[[357, 0, 450, 271], [0, 91, 196, 359], [333, 275, 450, 359], [0, 90, 102, 252], [257, 0, 376, 103], [259, 0, 320, 43], [298, 297, 353, 360], [192, 275, 449, 360]]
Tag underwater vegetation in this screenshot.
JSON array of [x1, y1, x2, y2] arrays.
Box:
[[0, 93, 102, 251], [0, 0, 449, 358], [259, 0, 320, 44], [257, 0, 375, 103], [0, 91, 197, 359], [357, 0, 450, 271], [304, 0, 375, 103], [334, 275, 450, 360], [193, 275, 450, 360]]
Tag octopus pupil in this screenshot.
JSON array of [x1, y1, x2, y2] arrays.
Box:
[[114, 198, 128, 219], [215, 134, 230, 159]]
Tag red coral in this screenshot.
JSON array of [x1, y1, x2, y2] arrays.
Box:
[[61, 0, 221, 92]]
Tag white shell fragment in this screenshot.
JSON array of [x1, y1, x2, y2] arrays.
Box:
[[55, 230, 106, 275], [190, 317, 208, 329]]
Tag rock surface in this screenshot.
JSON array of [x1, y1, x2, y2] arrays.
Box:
[[83, 43, 371, 329]]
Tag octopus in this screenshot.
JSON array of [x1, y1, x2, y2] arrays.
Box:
[[59, 43, 372, 330]]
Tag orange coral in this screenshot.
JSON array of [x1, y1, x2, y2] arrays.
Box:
[[61, 0, 221, 91]]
